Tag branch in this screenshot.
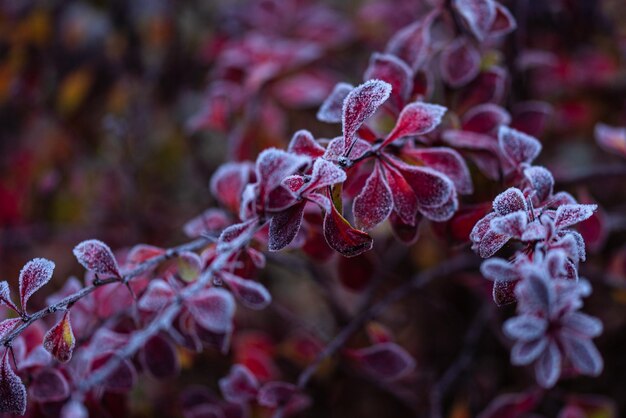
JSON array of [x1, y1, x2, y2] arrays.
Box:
[[1, 237, 209, 347]]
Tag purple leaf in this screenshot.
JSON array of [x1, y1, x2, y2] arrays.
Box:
[[554, 204, 597, 230], [403, 146, 473, 194], [126, 244, 165, 266], [488, 3, 517, 37], [503, 316, 547, 341], [353, 163, 394, 230], [257, 381, 297, 408], [0, 318, 21, 341], [323, 202, 373, 257], [534, 341, 561, 388], [453, 0, 497, 41], [73, 240, 120, 278], [19, 258, 55, 312], [220, 272, 272, 310], [462, 103, 511, 134], [268, 202, 306, 252], [29, 368, 70, 402], [92, 354, 137, 393], [385, 19, 432, 70], [256, 148, 310, 202], [511, 101, 552, 137], [477, 230, 511, 258], [43, 310, 75, 363], [219, 364, 260, 403], [138, 279, 174, 312], [186, 288, 236, 334], [299, 158, 347, 194], [0, 281, 19, 313], [0, 350, 27, 415], [498, 126, 542, 167], [511, 338, 548, 366], [184, 209, 231, 238], [381, 162, 418, 225], [364, 53, 413, 108], [417, 194, 459, 222], [523, 166, 554, 204], [394, 160, 454, 208], [561, 335, 603, 376], [342, 80, 392, 156], [440, 37, 481, 87], [210, 162, 254, 214], [350, 342, 416, 381], [287, 130, 325, 158], [480, 258, 520, 282], [142, 334, 180, 379], [217, 219, 258, 253], [490, 211, 527, 238], [317, 82, 353, 123], [562, 312, 603, 338], [383, 102, 447, 146], [493, 188, 527, 216]]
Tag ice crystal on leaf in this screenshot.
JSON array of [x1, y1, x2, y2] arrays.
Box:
[[73, 240, 121, 278], [19, 258, 55, 313], [0, 350, 27, 415]]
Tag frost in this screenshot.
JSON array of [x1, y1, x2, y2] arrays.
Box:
[[217, 219, 258, 253], [364, 53, 413, 106], [342, 80, 391, 156], [256, 148, 310, 201], [353, 164, 394, 230], [0, 281, 19, 313], [477, 229, 510, 258], [220, 272, 272, 310], [0, 350, 27, 415], [534, 341, 561, 388], [219, 364, 260, 403], [418, 194, 458, 222], [300, 158, 347, 194], [440, 37, 481, 87], [480, 258, 519, 282], [396, 161, 454, 208], [43, 310, 75, 363], [73, 239, 121, 278], [317, 82, 353, 123], [385, 19, 431, 70], [268, 202, 306, 252], [61, 400, 89, 418], [561, 335, 603, 375], [490, 211, 527, 238], [523, 166, 554, 204], [453, 0, 497, 41], [492, 187, 526, 216], [350, 342, 416, 381], [462, 103, 511, 134], [554, 204, 597, 230], [186, 288, 236, 334], [287, 130, 326, 158], [210, 162, 254, 213], [138, 279, 175, 312], [404, 147, 473, 195], [489, 3, 517, 37], [562, 312, 603, 338], [498, 126, 542, 166], [19, 258, 55, 312], [503, 316, 547, 341], [0, 318, 21, 341], [381, 162, 418, 225], [126, 244, 165, 266], [383, 102, 447, 146]]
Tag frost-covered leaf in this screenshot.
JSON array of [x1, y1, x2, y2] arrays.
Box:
[[217, 219, 258, 253], [0, 318, 21, 341], [493, 188, 527, 216], [268, 202, 306, 252], [488, 3, 517, 37], [503, 316, 547, 341], [0, 350, 27, 415], [73, 240, 120, 278], [440, 37, 481, 87], [43, 311, 75, 363], [594, 123, 626, 159], [92, 354, 137, 393], [383, 102, 447, 146], [317, 82, 353, 123], [186, 288, 236, 334], [364, 53, 413, 108], [29, 368, 70, 402], [534, 341, 561, 388], [381, 162, 418, 225], [0, 281, 19, 313], [462, 103, 511, 134], [385, 19, 432, 70], [511, 338, 548, 366], [453, 0, 497, 41], [490, 211, 527, 238], [342, 80, 392, 156], [498, 126, 542, 167], [210, 162, 254, 214], [183, 209, 231, 238], [418, 193, 459, 222], [403, 146, 473, 194], [480, 258, 519, 282], [561, 335, 603, 376], [138, 279, 174, 312], [219, 364, 260, 403], [350, 342, 415, 381], [477, 230, 510, 258], [353, 163, 393, 230], [142, 334, 180, 379], [395, 161, 454, 208], [524, 166, 554, 204], [287, 130, 325, 158], [126, 244, 165, 266], [256, 148, 310, 201], [323, 202, 373, 257], [562, 312, 603, 338], [299, 158, 347, 194], [554, 204, 597, 230], [257, 381, 297, 408], [19, 258, 55, 312], [220, 272, 271, 310], [511, 101, 552, 137]]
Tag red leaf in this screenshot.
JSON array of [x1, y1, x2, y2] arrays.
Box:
[[186, 288, 236, 334], [457, 68, 507, 112], [0, 350, 26, 415], [184, 209, 231, 238], [323, 202, 373, 257], [256, 148, 310, 202], [219, 364, 260, 403], [317, 82, 353, 123], [349, 342, 416, 381], [453, 0, 497, 41], [138, 279, 175, 312], [462, 103, 511, 135], [440, 37, 481, 87], [287, 130, 325, 159], [210, 162, 255, 214], [142, 334, 180, 379], [19, 258, 55, 312], [511, 101, 552, 137], [523, 166, 554, 204], [220, 272, 272, 310], [0, 318, 21, 341], [73, 240, 121, 278], [268, 202, 306, 252], [393, 159, 454, 208], [43, 310, 75, 363], [417, 194, 459, 222], [0, 281, 19, 313], [364, 53, 413, 108], [381, 162, 418, 225], [385, 18, 432, 70], [92, 354, 137, 393], [257, 381, 297, 408], [493, 188, 527, 216], [498, 126, 542, 167], [342, 80, 392, 156], [403, 146, 473, 194], [29, 368, 70, 402], [353, 163, 394, 230], [488, 3, 517, 38], [126, 244, 165, 266], [299, 158, 347, 194], [554, 204, 597, 230], [383, 102, 447, 146], [389, 211, 422, 244], [217, 219, 258, 253]]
